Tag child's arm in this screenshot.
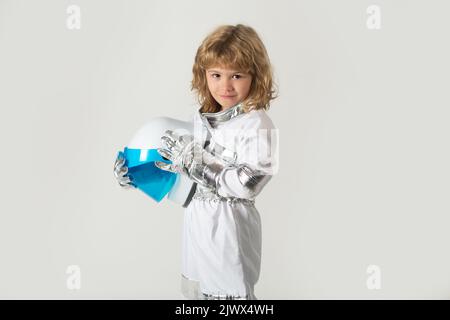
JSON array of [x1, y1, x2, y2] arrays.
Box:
[[155, 125, 277, 200]]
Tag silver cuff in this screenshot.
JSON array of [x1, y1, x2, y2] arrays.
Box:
[[236, 165, 272, 198], [184, 143, 226, 190]]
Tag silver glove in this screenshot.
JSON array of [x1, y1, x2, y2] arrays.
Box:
[[155, 130, 226, 190], [113, 151, 136, 189]]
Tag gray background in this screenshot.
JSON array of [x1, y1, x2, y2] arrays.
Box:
[[0, 0, 449, 299]]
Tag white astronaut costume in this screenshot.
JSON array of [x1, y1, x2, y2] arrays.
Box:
[[174, 102, 278, 300]]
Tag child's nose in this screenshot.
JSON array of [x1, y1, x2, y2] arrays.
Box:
[[222, 79, 234, 91]]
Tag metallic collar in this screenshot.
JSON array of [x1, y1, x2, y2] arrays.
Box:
[[200, 103, 245, 129]]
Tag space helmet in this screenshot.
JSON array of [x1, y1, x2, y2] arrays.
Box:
[[121, 117, 196, 207]]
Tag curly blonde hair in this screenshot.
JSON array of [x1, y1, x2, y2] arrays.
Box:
[[191, 24, 278, 114]]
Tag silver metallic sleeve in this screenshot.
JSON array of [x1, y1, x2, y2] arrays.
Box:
[[235, 164, 272, 198], [183, 142, 272, 198], [184, 143, 226, 190]]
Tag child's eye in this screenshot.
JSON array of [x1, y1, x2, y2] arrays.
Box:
[[210, 73, 243, 79]]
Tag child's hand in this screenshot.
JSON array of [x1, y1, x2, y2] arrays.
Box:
[[113, 151, 136, 189], [155, 129, 223, 191], [155, 130, 195, 174]]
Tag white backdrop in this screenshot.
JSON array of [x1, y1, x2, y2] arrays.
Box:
[[0, 0, 449, 299]]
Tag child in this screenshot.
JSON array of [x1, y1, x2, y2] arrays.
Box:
[[115, 24, 278, 300]]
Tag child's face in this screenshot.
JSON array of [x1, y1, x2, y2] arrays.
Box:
[[205, 66, 252, 110]]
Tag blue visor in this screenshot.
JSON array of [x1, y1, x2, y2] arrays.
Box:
[[122, 147, 177, 202]]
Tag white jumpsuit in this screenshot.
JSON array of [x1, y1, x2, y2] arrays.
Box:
[[180, 103, 278, 300]]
